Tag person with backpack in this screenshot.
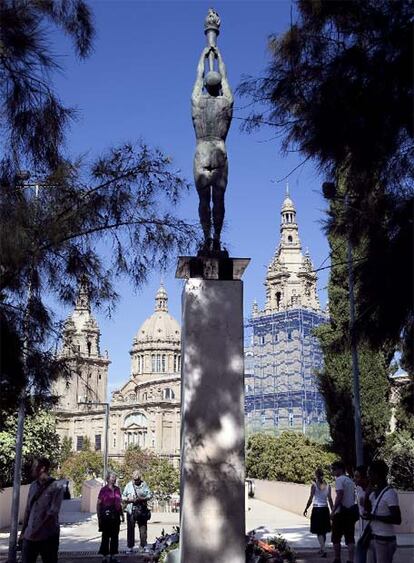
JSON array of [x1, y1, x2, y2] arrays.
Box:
[[303, 467, 334, 557], [19, 457, 64, 563], [122, 470, 153, 553]]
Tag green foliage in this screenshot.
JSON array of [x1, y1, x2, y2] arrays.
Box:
[[378, 431, 414, 491], [120, 446, 179, 497], [121, 446, 155, 485], [1, 0, 94, 173], [393, 379, 414, 435], [314, 183, 392, 468], [0, 411, 61, 488], [60, 436, 73, 464], [81, 436, 92, 452], [144, 458, 180, 499], [246, 431, 335, 484], [59, 451, 104, 496]]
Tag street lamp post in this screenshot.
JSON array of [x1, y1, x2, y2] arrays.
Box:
[[78, 402, 110, 479], [346, 235, 364, 466], [8, 177, 44, 563], [322, 183, 364, 467]]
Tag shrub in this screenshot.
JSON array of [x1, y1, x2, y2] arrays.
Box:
[[0, 411, 61, 488], [378, 431, 414, 491], [246, 431, 335, 484]]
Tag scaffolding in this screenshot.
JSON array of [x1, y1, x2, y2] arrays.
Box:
[[244, 308, 327, 433]]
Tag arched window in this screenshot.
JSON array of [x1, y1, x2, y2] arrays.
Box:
[[124, 412, 147, 428], [162, 354, 166, 372], [156, 354, 161, 372], [151, 354, 156, 372]]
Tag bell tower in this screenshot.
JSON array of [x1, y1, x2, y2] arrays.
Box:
[[264, 188, 320, 313], [55, 280, 110, 410]]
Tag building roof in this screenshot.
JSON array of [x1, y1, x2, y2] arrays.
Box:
[[134, 284, 180, 344]]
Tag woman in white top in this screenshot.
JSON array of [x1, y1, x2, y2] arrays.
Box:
[[304, 468, 334, 557]]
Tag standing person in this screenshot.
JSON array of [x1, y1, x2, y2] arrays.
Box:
[[331, 461, 357, 563], [122, 470, 153, 553], [19, 457, 64, 563], [97, 472, 124, 563], [363, 460, 401, 563], [303, 468, 334, 557]]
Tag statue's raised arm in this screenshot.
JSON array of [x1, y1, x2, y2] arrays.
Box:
[[215, 47, 233, 104], [192, 47, 210, 102]]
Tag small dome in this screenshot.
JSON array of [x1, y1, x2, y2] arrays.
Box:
[[134, 285, 180, 344]]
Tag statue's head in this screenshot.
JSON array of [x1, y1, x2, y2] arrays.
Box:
[[204, 70, 222, 96]]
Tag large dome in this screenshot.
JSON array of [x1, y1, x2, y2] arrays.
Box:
[[134, 284, 180, 344]]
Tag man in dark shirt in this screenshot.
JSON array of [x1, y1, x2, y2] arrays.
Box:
[[20, 457, 64, 563]]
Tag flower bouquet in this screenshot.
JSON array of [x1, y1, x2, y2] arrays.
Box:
[[246, 529, 296, 563]]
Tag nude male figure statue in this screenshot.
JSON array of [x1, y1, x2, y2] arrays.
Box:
[[192, 45, 233, 254]]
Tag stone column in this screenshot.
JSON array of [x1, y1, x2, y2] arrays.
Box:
[[176, 257, 249, 563]]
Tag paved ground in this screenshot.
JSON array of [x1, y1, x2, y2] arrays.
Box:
[[1, 498, 413, 562]]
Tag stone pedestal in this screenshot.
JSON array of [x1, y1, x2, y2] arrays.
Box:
[[176, 256, 249, 563]]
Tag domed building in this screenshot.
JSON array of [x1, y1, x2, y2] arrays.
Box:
[[54, 283, 182, 465], [110, 284, 181, 461]]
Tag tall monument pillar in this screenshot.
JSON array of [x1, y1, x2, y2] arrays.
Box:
[[176, 10, 249, 562], [176, 260, 248, 563]]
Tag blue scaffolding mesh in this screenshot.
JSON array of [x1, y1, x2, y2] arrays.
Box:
[[244, 308, 328, 433]]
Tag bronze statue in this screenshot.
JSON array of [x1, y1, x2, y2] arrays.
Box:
[[192, 10, 233, 254]]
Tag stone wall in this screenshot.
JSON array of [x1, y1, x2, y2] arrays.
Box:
[[0, 485, 30, 529], [252, 479, 414, 534]]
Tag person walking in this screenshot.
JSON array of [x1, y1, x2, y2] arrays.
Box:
[[303, 468, 334, 557], [122, 470, 153, 553], [331, 461, 358, 563], [19, 457, 64, 563], [97, 472, 124, 563], [363, 460, 401, 563]]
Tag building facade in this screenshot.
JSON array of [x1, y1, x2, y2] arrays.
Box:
[[245, 190, 328, 433], [54, 283, 181, 464]]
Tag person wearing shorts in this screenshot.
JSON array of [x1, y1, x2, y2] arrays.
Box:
[[331, 461, 356, 563]]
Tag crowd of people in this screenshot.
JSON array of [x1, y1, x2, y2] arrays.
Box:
[[304, 460, 402, 563], [17, 456, 402, 563]]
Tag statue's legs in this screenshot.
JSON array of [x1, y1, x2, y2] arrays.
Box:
[[195, 177, 212, 244], [212, 161, 228, 250]]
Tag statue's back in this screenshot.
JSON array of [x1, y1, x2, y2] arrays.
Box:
[[192, 95, 233, 141]]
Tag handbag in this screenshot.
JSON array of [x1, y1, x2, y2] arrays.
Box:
[[102, 507, 117, 522], [357, 486, 390, 550], [131, 483, 151, 522], [132, 503, 151, 522]]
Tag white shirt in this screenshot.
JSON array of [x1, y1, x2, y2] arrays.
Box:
[[335, 474, 355, 508], [356, 485, 368, 531], [313, 482, 330, 507], [370, 487, 399, 537]]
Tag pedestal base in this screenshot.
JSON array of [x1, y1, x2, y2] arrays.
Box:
[[179, 278, 246, 563]]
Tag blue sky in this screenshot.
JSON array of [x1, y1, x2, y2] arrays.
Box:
[[50, 0, 330, 393]]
